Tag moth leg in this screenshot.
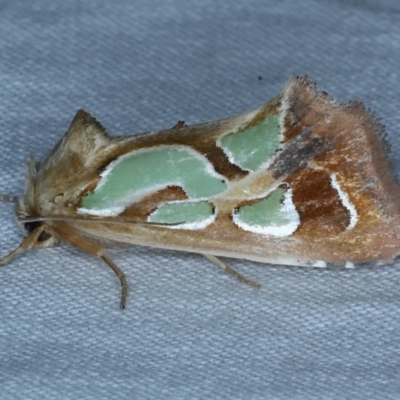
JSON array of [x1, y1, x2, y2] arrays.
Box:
[[50, 224, 128, 309], [100, 253, 128, 310], [0, 226, 45, 266], [202, 254, 261, 288]]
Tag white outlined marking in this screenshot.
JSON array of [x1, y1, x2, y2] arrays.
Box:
[[78, 145, 227, 216], [330, 173, 358, 230], [148, 199, 217, 230], [232, 188, 300, 237]]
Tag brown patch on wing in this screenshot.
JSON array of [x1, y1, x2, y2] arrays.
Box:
[[195, 145, 247, 180], [282, 79, 321, 141], [279, 77, 400, 232], [269, 128, 332, 179], [119, 186, 188, 221], [286, 169, 350, 235]]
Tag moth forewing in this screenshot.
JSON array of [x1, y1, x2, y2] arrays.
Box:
[[2, 76, 400, 309]]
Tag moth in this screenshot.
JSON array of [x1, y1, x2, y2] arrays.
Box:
[[2, 76, 400, 309]]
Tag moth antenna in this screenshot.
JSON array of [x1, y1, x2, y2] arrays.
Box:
[[18, 215, 182, 227], [0, 195, 19, 203], [0, 226, 45, 266]]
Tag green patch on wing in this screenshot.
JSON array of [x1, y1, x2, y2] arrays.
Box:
[[148, 200, 214, 226], [80, 146, 227, 214], [220, 114, 281, 171], [235, 188, 300, 236]]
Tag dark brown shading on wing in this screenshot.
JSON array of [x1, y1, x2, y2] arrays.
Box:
[[283, 77, 400, 217], [269, 127, 332, 179], [287, 169, 350, 235]]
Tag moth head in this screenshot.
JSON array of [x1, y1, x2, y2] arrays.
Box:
[[0, 195, 60, 267], [16, 198, 59, 246]]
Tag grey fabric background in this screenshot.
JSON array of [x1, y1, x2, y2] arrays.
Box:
[[1, 0, 400, 398]]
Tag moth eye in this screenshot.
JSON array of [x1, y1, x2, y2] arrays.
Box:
[[24, 221, 42, 234], [23, 222, 52, 242]]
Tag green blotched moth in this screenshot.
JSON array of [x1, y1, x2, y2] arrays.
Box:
[[2, 76, 400, 309]]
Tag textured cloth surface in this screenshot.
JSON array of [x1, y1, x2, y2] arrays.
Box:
[[1, 1, 400, 399]]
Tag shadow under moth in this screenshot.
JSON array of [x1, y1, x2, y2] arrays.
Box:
[[2, 76, 400, 309]]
